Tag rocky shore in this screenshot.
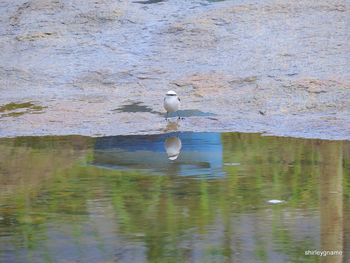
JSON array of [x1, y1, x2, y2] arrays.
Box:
[[0, 0, 349, 139]]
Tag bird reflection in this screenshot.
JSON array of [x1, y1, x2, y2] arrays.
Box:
[[163, 119, 180, 132], [92, 132, 224, 177], [164, 136, 182, 160]]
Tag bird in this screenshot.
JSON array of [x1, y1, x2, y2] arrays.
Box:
[[164, 136, 182, 160], [163, 90, 181, 120]]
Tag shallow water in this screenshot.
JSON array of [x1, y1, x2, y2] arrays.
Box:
[[0, 102, 45, 118], [114, 102, 215, 118], [0, 132, 349, 262]]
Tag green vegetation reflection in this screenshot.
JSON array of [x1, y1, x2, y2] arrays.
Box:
[[0, 133, 348, 263]]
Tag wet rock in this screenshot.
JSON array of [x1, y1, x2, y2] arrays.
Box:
[[0, 0, 348, 140], [15, 31, 58, 41], [171, 73, 243, 96], [74, 9, 123, 24], [134, 0, 166, 4]]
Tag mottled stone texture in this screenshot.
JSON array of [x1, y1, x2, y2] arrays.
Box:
[[0, 0, 349, 139]]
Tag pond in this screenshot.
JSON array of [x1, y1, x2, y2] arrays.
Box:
[[0, 132, 349, 262]]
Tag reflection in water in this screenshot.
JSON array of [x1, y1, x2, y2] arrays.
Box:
[[92, 132, 224, 177], [164, 119, 180, 132], [164, 136, 182, 160], [320, 142, 343, 263], [0, 133, 349, 263]]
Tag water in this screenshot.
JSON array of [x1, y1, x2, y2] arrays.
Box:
[[0, 132, 349, 262], [114, 102, 215, 118], [0, 102, 45, 118], [133, 0, 166, 4]]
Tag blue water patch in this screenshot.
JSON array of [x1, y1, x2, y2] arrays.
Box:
[[114, 102, 215, 118], [167, 109, 216, 118], [113, 102, 159, 114], [92, 132, 224, 178]]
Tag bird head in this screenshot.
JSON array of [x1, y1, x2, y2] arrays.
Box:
[[166, 90, 177, 96]]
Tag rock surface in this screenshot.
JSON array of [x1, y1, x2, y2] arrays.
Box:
[[0, 0, 349, 139]]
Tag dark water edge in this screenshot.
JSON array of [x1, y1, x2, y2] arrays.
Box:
[[0, 132, 349, 262]]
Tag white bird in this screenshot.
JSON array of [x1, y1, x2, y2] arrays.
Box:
[[267, 199, 285, 204], [163, 90, 181, 120], [164, 137, 182, 160]]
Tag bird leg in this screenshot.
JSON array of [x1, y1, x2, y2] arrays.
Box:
[[177, 111, 184, 120]]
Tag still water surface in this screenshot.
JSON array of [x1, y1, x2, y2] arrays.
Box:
[[0, 132, 349, 262]]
